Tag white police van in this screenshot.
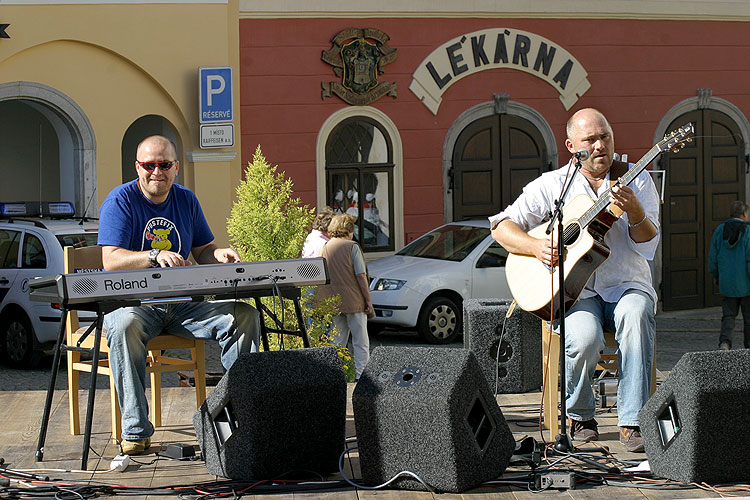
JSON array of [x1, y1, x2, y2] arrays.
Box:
[[0, 201, 98, 368]]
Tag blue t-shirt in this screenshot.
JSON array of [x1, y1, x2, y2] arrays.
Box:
[[98, 180, 214, 259]]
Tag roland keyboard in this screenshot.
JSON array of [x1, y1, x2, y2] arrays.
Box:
[[29, 257, 329, 306]]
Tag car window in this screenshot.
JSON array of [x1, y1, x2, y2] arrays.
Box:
[[56, 233, 99, 249], [0, 229, 21, 269], [397, 225, 490, 262], [22, 233, 47, 269], [476, 241, 508, 268]]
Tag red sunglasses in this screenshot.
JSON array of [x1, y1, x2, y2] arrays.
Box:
[[136, 160, 176, 171]]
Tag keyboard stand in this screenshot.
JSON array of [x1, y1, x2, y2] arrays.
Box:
[[255, 287, 311, 350], [36, 300, 130, 471]]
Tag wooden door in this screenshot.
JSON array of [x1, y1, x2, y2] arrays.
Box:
[[661, 110, 745, 310], [452, 114, 548, 221]]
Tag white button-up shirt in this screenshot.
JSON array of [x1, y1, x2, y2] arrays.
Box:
[[489, 161, 660, 308]]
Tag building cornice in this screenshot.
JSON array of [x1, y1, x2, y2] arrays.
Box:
[[239, 0, 750, 21]]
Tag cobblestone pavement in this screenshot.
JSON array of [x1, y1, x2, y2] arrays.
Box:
[[0, 306, 735, 391]]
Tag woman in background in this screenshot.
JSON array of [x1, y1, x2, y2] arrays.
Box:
[[316, 214, 373, 379]]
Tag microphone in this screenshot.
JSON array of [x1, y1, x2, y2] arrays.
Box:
[[573, 149, 590, 161]]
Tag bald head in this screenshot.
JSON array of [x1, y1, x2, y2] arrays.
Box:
[[136, 135, 177, 161], [564, 108, 615, 177], [566, 108, 612, 141]]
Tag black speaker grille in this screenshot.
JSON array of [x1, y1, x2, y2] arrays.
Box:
[[71, 277, 98, 295], [465, 394, 496, 454], [297, 262, 321, 279]]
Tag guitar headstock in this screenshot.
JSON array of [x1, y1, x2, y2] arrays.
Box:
[[659, 122, 695, 153]]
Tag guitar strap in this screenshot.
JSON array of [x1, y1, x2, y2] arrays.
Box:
[[607, 159, 629, 218]]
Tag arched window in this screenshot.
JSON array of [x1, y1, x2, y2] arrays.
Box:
[[325, 117, 394, 252]]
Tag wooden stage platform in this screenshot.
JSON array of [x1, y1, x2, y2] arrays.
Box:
[[0, 381, 735, 500]]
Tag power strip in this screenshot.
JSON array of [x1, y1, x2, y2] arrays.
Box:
[[110, 454, 131, 472], [536, 471, 575, 490]]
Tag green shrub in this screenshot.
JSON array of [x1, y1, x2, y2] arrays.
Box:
[[227, 146, 354, 380]]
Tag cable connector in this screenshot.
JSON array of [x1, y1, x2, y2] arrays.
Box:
[[535, 471, 575, 490], [110, 454, 131, 472]]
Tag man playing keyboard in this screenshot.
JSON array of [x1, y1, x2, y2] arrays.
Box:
[[98, 135, 260, 455]]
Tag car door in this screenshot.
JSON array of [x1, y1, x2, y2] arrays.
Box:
[[470, 238, 512, 299], [0, 229, 22, 303]]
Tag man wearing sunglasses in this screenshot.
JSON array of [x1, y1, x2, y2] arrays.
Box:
[[97, 135, 260, 455]]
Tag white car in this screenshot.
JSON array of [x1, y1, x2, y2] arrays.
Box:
[[367, 220, 512, 343], [0, 202, 98, 367]]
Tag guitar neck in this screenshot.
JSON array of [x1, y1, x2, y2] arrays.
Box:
[[578, 144, 661, 229]]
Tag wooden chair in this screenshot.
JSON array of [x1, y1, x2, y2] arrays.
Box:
[[65, 245, 207, 441], [542, 321, 657, 438]]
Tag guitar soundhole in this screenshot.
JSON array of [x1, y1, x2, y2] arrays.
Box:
[[564, 223, 581, 245]]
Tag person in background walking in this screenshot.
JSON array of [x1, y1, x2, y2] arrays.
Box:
[[709, 200, 750, 350]]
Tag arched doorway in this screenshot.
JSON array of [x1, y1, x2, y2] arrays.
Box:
[[445, 97, 554, 221], [661, 109, 746, 310], [0, 82, 96, 216], [451, 113, 549, 220], [443, 94, 557, 222]]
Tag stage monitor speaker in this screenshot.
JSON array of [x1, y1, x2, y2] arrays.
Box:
[[193, 346, 347, 479], [463, 298, 541, 393], [639, 350, 750, 484], [352, 346, 515, 493]]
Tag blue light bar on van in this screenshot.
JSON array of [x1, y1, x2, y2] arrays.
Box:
[[0, 201, 75, 217], [0, 202, 28, 215], [45, 202, 75, 216]]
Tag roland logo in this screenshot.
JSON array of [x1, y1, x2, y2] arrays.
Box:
[[104, 277, 148, 291]]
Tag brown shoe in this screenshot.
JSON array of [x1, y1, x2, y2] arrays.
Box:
[[619, 426, 645, 452], [569, 418, 599, 442], [121, 437, 151, 455]]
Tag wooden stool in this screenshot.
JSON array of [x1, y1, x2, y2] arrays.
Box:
[[541, 321, 657, 438], [64, 245, 207, 441]]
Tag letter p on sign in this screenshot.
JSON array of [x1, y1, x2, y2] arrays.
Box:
[[206, 75, 225, 106], [199, 66, 233, 123]]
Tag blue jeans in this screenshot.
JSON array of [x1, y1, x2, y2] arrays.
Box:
[[720, 296, 750, 348], [104, 301, 260, 440], [562, 289, 655, 427]]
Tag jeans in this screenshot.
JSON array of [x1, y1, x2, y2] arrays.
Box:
[[104, 301, 260, 440], [331, 312, 369, 378], [720, 296, 750, 348], [562, 289, 655, 427]]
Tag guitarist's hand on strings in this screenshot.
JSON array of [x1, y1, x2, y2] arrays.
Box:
[[492, 219, 560, 267], [534, 237, 559, 267]]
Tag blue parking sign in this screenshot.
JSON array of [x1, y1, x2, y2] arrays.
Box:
[[199, 67, 233, 123]]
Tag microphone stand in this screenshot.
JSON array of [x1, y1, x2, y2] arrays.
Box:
[[545, 156, 584, 453]]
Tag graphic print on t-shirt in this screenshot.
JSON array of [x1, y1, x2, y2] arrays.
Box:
[[142, 217, 182, 253]]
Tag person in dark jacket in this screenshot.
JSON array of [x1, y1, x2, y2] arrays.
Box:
[[708, 200, 750, 350]]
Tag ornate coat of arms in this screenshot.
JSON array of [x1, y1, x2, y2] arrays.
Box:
[[322, 27, 398, 105]]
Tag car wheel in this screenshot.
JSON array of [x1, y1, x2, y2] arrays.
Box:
[[417, 296, 461, 344], [1, 313, 41, 368]]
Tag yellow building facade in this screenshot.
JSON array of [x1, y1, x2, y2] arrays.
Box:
[[0, 0, 241, 246]]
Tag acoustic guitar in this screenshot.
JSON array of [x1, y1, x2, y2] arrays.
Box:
[[504, 123, 694, 321]]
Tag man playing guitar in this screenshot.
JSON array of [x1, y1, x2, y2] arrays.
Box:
[[489, 108, 660, 452]]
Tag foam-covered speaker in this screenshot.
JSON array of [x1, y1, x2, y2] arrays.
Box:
[[352, 346, 515, 493], [639, 350, 750, 484], [463, 299, 541, 393], [193, 346, 346, 479]]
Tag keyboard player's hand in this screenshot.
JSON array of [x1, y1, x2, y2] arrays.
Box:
[[214, 247, 241, 263], [157, 250, 192, 267]]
